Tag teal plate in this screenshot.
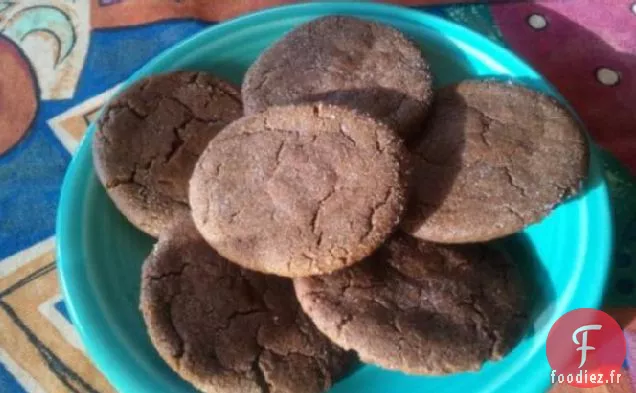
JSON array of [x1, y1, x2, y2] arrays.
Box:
[[57, 3, 613, 393]]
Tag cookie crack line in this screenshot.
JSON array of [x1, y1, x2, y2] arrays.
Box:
[[106, 168, 189, 209], [338, 124, 357, 147], [251, 337, 272, 393], [465, 102, 585, 146], [191, 73, 242, 103], [145, 262, 193, 365], [126, 99, 148, 118], [273, 139, 286, 172], [291, 312, 338, 364], [236, 269, 274, 311], [554, 182, 579, 200], [294, 310, 323, 353], [336, 314, 354, 335], [246, 67, 276, 97], [503, 204, 526, 223], [103, 102, 148, 122], [478, 112, 493, 148], [465, 294, 500, 360], [216, 309, 266, 334], [218, 128, 300, 142], [104, 137, 195, 205], [310, 186, 337, 238], [167, 293, 186, 366], [360, 187, 395, 242], [503, 166, 529, 198], [411, 149, 457, 168], [105, 159, 151, 189], [164, 115, 197, 164], [387, 92, 414, 125], [147, 261, 191, 282], [185, 72, 198, 85], [166, 96, 225, 124], [373, 129, 385, 154], [137, 79, 151, 93]]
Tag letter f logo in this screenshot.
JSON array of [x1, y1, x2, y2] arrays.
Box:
[[572, 324, 602, 368]]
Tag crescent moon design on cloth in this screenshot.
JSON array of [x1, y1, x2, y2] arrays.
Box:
[[0, 2, 89, 100], [1, 5, 76, 67]]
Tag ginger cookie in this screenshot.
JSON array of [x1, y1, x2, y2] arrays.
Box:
[[140, 218, 354, 393], [93, 71, 242, 236], [402, 80, 589, 243], [189, 104, 410, 277], [242, 16, 433, 138], [294, 232, 529, 375]]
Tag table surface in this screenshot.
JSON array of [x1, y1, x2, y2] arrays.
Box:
[[0, 1, 634, 392]]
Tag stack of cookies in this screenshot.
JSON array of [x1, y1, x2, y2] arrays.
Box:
[[93, 16, 589, 393]]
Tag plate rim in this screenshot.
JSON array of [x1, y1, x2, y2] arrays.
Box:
[[56, 2, 613, 393]]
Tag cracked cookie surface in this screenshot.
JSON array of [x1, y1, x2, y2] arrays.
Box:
[[242, 16, 433, 139], [401, 80, 589, 243], [294, 232, 528, 375], [189, 103, 410, 277], [140, 218, 354, 393], [93, 71, 242, 236]]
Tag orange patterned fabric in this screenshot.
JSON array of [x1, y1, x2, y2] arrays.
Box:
[[90, 0, 470, 28]]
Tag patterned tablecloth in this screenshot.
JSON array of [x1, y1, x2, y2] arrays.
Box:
[[0, 1, 635, 392]]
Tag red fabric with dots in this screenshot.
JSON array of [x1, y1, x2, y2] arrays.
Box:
[[492, 1, 636, 173]]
